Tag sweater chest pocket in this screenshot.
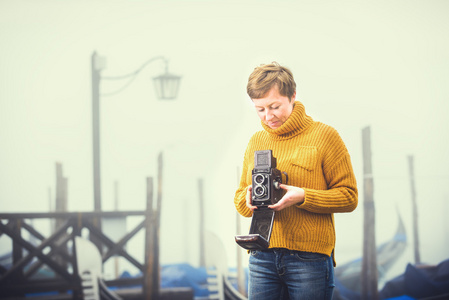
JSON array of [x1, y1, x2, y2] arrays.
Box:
[[289, 146, 318, 172]]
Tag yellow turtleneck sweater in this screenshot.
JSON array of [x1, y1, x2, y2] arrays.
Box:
[[234, 101, 358, 265]]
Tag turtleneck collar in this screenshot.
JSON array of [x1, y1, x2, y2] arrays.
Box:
[[261, 101, 314, 139]]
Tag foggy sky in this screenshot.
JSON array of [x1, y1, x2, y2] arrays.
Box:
[[1, 0, 448, 280]]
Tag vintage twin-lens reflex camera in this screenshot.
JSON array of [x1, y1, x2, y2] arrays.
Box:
[[235, 150, 288, 250], [251, 150, 284, 206]]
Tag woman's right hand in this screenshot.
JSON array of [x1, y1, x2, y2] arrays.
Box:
[[245, 185, 258, 211]]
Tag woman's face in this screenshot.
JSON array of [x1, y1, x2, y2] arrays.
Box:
[[252, 86, 295, 129]]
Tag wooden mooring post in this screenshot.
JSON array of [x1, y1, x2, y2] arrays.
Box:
[[235, 167, 246, 296], [54, 162, 69, 273], [144, 152, 193, 300], [154, 152, 163, 298], [361, 126, 379, 300], [144, 176, 157, 300], [55, 162, 68, 232], [408, 155, 421, 265], [198, 178, 205, 268]]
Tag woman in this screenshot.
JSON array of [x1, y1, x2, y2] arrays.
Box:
[[234, 62, 358, 299]]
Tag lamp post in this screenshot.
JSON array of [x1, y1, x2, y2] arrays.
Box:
[[90, 51, 181, 225]]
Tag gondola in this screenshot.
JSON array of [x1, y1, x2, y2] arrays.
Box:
[[334, 213, 407, 296]]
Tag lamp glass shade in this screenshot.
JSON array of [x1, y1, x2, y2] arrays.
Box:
[[153, 73, 181, 100]]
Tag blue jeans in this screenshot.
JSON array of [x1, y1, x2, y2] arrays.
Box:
[[248, 248, 334, 300]]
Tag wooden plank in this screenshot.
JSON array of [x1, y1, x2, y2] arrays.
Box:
[[0, 219, 76, 283], [82, 219, 144, 271], [24, 230, 73, 279], [0, 211, 146, 219], [11, 219, 24, 295], [102, 220, 145, 261]]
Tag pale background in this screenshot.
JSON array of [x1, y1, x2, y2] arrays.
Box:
[[1, 0, 448, 283]]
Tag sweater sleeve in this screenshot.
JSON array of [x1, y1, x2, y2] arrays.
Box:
[[298, 127, 358, 214], [234, 142, 254, 218], [300, 152, 358, 214]]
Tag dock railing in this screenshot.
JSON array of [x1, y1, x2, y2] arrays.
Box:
[[0, 209, 157, 299]]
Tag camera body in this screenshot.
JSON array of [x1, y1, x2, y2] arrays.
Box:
[[251, 150, 283, 207], [235, 150, 287, 250]]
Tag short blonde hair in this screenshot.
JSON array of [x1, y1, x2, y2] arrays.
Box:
[[247, 62, 296, 100]]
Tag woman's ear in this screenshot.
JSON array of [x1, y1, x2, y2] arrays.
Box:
[[290, 92, 296, 102]]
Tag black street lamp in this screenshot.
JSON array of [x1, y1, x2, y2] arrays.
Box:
[[90, 51, 181, 217]]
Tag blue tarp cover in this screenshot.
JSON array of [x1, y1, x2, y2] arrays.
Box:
[[380, 258, 449, 299], [160, 263, 210, 297]]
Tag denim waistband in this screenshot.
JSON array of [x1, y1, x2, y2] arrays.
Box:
[[261, 248, 329, 257]]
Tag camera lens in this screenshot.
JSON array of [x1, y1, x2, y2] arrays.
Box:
[[254, 174, 265, 184], [254, 185, 266, 197]]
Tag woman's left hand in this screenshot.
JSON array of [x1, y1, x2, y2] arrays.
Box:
[[268, 184, 305, 211]]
